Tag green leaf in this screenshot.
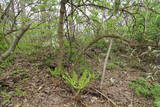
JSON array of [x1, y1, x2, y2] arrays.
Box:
[[38, 4, 47, 10], [113, 0, 120, 15], [50, 68, 63, 76], [79, 70, 91, 89], [20, 17, 30, 22], [156, 15, 160, 26], [31, 7, 37, 11], [71, 71, 78, 82]]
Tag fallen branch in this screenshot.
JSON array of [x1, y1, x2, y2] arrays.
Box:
[[92, 88, 118, 107]]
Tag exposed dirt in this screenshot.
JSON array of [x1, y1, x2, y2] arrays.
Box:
[[0, 48, 154, 107]]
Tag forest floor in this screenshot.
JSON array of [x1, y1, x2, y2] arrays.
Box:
[[0, 43, 155, 107]]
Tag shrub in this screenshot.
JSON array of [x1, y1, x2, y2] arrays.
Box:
[[130, 78, 160, 107]]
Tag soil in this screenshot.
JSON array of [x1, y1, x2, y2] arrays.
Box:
[[0, 47, 154, 107]]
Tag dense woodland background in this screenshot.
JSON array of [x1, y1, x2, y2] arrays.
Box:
[[0, 0, 160, 107]]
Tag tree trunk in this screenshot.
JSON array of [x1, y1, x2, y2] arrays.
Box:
[[0, 24, 31, 64], [56, 0, 68, 69]]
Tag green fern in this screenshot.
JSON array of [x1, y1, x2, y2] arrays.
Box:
[[130, 78, 152, 97], [130, 78, 160, 107], [78, 70, 91, 89], [63, 70, 92, 91]]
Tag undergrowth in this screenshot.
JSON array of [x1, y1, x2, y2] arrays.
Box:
[[0, 88, 27, 105], [0, 54, 16, 68], [130, 78, 160, 107], [50, 66, 99, 93]]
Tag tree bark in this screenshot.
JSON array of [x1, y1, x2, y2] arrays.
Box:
[[56, 0, 68, 69], [0, 24, 31, 64]]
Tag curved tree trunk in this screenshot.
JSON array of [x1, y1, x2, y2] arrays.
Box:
[[0, 24, 31, 64]]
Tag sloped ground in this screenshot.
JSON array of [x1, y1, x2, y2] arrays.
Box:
[[0, 46, 154, 107]]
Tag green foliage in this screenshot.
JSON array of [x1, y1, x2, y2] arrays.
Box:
[[130, 78, 152, 97], [151, 83, 160, 107], [0, 40, 8, 51], [130, 78, 160, 107], [0, 55, 16, 68], [63, 70, 92, 91], [37, 4, 48, 10], [16, 40, 42, 56], [155, 98, 160, 107], [50, 68, 64, 76], [21, 77, 30, 82], [20, 17, 30, 23], [50, 66, 97, 92], [0, 88, 27, 105], [113, 0, 120, 15], [115, 61, 126, 69], [131, 1, 160, 42], [12, 69, 26, 76], [94, 40, 108, 50], [108, 55, 126, 69], [156, 15, 160, 26], [0, 90, 11, 104], [107, 62, 117, 69], [0, 35, 8, 51], [13, 88, 27, 97], [1, 0, 160, 106], [151, 83, 160, 96]]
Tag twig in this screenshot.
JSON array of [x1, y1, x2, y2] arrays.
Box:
[[93, 88, 118, 107], [100, 39, 113, 89]]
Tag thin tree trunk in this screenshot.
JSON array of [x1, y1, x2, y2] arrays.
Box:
[[0, 24, 31, 64], [100, 39, 113, 89], [56, 0, 68, 69]]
